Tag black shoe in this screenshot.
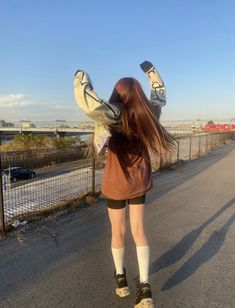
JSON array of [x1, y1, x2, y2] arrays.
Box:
[[134, 281, 154, 307], [114, 267, 130, 297]]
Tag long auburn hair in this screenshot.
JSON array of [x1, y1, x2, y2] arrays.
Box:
[[107, 77, 176, 168]]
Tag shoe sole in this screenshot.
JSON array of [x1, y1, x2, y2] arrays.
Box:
[[115, 286, 130, 297], [134, 298, 154, 308]]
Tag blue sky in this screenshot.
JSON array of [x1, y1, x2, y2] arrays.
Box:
[[0, 0, 235, 122]]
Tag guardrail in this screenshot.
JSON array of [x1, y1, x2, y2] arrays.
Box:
[[0, 131, 234, 236], [0, 127, 94, 133]]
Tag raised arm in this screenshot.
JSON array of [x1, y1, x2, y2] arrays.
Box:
[[140, 61, 166, 117], [74, 70, 122, 124]]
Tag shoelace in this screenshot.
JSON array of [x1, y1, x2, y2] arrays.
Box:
[[115, 272, 127, 285], [136, 284, 151, 296], [117, 277, 125, 283]]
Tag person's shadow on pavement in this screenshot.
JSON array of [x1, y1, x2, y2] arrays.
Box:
[[146, 197, 235, 288], [161, 211, 235, 290]]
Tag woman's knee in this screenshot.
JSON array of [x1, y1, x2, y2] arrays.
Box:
[[129, 204, 147, 244], [108, 207, 126, 238], [130, 225, 148, 245], [131, 226, 145, 239], [111, 231, 126, 247], [111, 224, 126, 239]]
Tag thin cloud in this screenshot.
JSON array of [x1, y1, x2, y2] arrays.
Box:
[[0, 94, 33, 107]]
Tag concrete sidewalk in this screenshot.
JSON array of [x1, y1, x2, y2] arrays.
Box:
[[0, 141, 235, 308]]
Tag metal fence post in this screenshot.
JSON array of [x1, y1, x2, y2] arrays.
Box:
[[0, 136, 6, 236], [198, 135, 201, 157], [91, 133, 96, 196], [91, 156, 96, 196], [177, 139, 180, 163], [189, 134, 192, 160], [205, 134, 208, 152]]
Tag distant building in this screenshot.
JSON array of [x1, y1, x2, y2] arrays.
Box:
[[191, 121, 203, 131], [55, 119, 68, 128], [204, 123, 235, 132], [0, 120, 14, 127], [20, 120, 36, 128]]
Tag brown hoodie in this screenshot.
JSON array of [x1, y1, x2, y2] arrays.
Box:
[[101, 133, 153, 200]]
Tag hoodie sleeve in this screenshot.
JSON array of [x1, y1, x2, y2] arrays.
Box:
[[74, 70, 122, 125], [140, 61, 166, 112]]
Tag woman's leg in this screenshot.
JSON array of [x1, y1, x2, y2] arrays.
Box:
[[107, 205, 126, 274], [129, 202, 150, 283]]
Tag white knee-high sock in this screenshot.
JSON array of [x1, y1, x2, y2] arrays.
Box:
[[111, 247, 125, 274], [136, 245, 150, 283]]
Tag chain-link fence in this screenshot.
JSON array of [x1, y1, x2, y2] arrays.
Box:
[[0, 131, 234, 234], [175, 132, 234, 161]]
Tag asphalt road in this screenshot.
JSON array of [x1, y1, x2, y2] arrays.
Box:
[[0, 141, 235, 308], [9, 158, 93, 189]]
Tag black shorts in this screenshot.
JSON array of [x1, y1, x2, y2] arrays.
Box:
[[107, 194, 146, 209]]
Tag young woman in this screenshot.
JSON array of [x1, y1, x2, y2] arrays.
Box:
[[74, 61, 175, 308]]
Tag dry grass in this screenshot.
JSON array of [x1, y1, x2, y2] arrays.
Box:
[[3, 192, 99, 234], [151, 151, 175, 171]]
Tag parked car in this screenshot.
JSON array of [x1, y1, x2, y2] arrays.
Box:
[[2, 167, 36, 182]]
